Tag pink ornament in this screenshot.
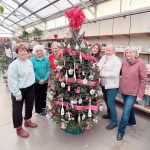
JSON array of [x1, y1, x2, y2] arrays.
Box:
[[76, 87, 80, 93]]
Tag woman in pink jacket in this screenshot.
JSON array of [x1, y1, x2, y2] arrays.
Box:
[[117, 47, 147, 142]]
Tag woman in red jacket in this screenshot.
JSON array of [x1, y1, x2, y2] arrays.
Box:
[[49, 42, 63, 72], [117, 47, 147, 142]]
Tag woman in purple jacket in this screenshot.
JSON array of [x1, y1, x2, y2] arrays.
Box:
[[117, 47, 147, 142]]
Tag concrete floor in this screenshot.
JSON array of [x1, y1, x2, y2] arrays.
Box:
[[0, 75, 150, 150]]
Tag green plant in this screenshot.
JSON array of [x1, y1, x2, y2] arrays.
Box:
[[31, 27, 42, 37]]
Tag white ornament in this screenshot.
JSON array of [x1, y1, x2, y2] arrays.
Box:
[[68, 43, 71, 48], [78, 98, 82, 104], [65, 71, 68, 82], [78, 113, 81, 123], [79, 52, 82, 63], [75, 44, 79, 50], [71, 117, 75, 120], [68, 68, 74, 75], [68, 86, 70, 91], [88, 99, 92, 117], [82, 114, 86, 120], [97, 90, 102, 96], [56, 65, 63, 71], [93, 118, 98, 124], [61, 98, 64, 116], [89, 75, 94, 80], [83, 78, 88, 85], [90, 89, 96, 95], [99, 105, 103, 111], [61, 82, 65, 88]]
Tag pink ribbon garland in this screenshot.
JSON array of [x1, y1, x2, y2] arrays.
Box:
[[56, 73, 98, 86], [55, 100, 98, 111], [63, 48, 96, 62]]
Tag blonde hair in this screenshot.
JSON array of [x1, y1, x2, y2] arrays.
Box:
[[51, 42, 60, 49]]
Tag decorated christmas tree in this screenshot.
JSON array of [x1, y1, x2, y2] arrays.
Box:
[[47, 6, 103, 135]]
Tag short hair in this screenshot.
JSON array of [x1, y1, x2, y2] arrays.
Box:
[[33, 44, 44, 54], [124, 47, 139, 57], [105, 44, 115, 51], [15, 43, 28, 54], [51, 42, 60, 49]]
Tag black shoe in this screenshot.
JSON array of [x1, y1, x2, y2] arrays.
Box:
[[106, 123, 117, 130], [102, 114, 110, 119], [126, 123, 136, 127], [117, 133, 123, 142]]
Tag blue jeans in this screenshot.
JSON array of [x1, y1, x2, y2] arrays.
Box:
[[118, 94, 136, 135], [105, 88, 118, 125]]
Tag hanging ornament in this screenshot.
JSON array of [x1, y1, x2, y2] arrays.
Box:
[[79, 52, 82, 63], [82, 114, 86, 120], [68, 68, 74, 75], [76, 87, 80, 93], [54, 59, 58, 65], [71, 117, 75, 120], [67, 43, 71, 48], [93, 118, 98, 124], [67, 112, 71, 121], [73, 62, 76, 81], [65, 70, 68, 82], [83, 78, 88, 85], [99, 105, 103, 111], [75, 64, 79, 69], [61, 82, 66, 88], [61, 122, 66, 129], [67, 86, 70, 91], [97, 90, 102, 96], [88, 99, 92, 117], [64, 60, 65, 66], [47, 93, 53, 100], [56, 65, 63, 72], [78, 98, 82, 104], [78, 113, 81, 123], [82, 71, 85, 76], [89, 75, 94, 80], [61, 98, 64, 116], [75, 44, 79, 50], [90, 89, 96, 95]]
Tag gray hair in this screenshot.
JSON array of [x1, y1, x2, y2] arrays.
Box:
[[51, 42, 60, 49], [124, 47, 139, 57], [33, 44, 44, 54], [106, 44, 115, 51]]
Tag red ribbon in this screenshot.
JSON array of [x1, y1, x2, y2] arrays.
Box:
[[55, 100, 98, 111], [63, 48, 96, 62]]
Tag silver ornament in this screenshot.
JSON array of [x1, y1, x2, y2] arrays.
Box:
[[83, 78, 88, 85], [61, 82, 65, 88], [68, 68, 74, 75]]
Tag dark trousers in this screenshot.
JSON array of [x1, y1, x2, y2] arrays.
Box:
[[11, 84, 34, 128], [34, 83, 48, 113], [102, 86, 110, 116]]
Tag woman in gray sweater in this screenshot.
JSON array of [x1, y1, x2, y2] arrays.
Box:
[[8, 43, 37, 138]]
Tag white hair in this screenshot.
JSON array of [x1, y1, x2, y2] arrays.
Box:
[[124, 47, 139, 57], [106, 44, 115, 51], [51, 42, 60, 49], [33, 44, 44, 55]]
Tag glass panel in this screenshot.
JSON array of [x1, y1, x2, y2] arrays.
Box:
[[121, 0, 150, 12], [2, 0, 18, 9], [25, 0, 49, 12], [54, 0, 71, 10], [35, 23, 45, 30], [0, 16, 4, 22], [46, 19, 55, 29], [29, 15, 39, 22], [37, 5, 59, 18], [55, 16, 65, 27], [3, 19, 14, 26], [0, 26, 12, 33], [23, 18, 34, 24], [8, 15, 21, 22], [68, 0, 80, 5], [14, 0, 25, 3], [83, 7, 95, 20], [18, 21, 28, 26], [97, 0, 120, 18], [17, 7, 31, 16]]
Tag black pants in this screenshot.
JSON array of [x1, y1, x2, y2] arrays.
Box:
[[102, 86, 110, 116], [11, 84, 34, 128], [34, 83, 48, 114]]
